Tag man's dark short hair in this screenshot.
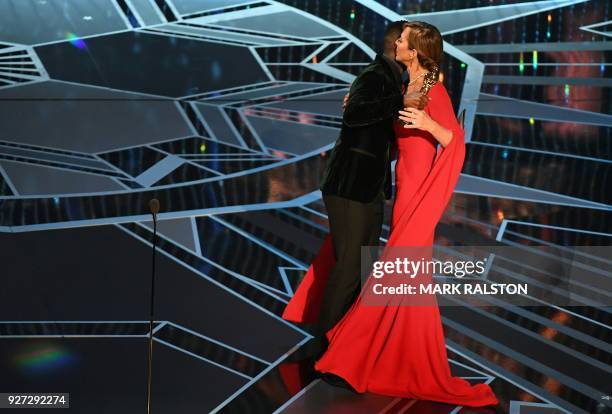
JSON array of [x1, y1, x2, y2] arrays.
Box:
[[383, 20, 407, 55]]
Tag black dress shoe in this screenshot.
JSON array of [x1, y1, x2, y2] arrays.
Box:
[[286, 336, 328, 362], [320, 373, 358, 393], [307, 336, 329, 359]]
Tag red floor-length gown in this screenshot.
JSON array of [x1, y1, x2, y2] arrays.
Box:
[[282, 82, 498, 407]]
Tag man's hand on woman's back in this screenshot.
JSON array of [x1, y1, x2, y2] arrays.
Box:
[[403, 92, 429, 110]]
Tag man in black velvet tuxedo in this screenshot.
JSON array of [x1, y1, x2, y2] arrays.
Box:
[[314, 21, 428, 365]]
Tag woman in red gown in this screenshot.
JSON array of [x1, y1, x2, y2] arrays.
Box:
[[282, 22, 498, 407]]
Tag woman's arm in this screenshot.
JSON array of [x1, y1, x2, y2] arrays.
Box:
[[426, 120, 453, 148]]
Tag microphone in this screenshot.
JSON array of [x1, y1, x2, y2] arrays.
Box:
[[149, 198, 160, 219], [146, 198, 160, 414]]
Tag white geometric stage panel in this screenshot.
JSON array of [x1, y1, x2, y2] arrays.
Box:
[[0, 81, 192, 153], [456, 174, 610, 210], [150, 23, 298, 46], [580, 20, 612, 38], [171, 0, 257, 16], [0, 160, 124, 196], [0, 46, 45, 87], [141, 218, 198, 253], [262, 90, 346, 117], [128, 0, 165, 26], [477, 93, 612, 127], [0, 0, 129, 45], [199, 10, 339, 38], [405, 0, 589, 35], [245, 115, 339, 154]]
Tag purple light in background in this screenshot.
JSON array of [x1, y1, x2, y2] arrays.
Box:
[[12, 342, 78, 376], [66, 32, 86, 49]]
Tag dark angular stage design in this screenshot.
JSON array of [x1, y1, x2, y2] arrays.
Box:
[[0, 1, 610, 413]]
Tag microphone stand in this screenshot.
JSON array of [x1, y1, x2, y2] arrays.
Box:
[[146, 199, 160, 414]]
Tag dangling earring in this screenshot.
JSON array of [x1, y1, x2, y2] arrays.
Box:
[[409, 53, 416, 70], [409, 51, 417, 66]]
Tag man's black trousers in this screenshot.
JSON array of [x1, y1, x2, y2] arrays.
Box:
[[316, 192, 384, 344]]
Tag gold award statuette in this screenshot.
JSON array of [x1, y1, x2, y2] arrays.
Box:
[[419, 67, 439, 95], [401, 67, 439, 126]]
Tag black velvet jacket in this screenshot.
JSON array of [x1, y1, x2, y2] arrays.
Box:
[[320, 54, 403, 203]]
